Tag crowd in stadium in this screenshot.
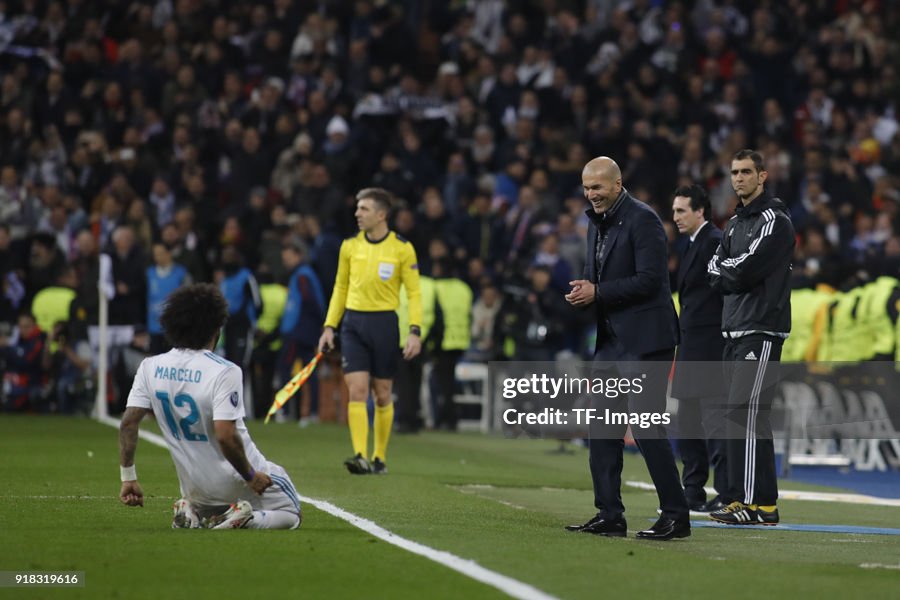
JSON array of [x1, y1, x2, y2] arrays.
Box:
[[0, 0, 898, 418]]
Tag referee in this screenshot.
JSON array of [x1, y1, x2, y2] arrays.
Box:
[[318, 188, 422, 475]]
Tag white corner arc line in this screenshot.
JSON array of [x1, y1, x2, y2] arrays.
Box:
[[98, 416, 558, 600]]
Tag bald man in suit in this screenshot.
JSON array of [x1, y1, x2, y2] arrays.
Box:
[[565, 157, 690, 541]]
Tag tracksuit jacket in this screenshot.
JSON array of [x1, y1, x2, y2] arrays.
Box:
[[707, 190, 795, 336]]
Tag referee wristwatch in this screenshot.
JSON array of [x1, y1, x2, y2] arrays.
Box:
[[409, 326, 421, 337]]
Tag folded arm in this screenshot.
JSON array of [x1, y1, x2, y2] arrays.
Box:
[[713, 216, 793, 293]]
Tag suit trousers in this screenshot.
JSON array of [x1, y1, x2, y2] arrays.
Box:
[[722, 334, 783, 506], [676, 395, 728, 502], [588, 342, 688, 520]]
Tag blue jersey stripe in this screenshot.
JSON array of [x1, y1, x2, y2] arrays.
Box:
[[271, 475, 300, 508], [270, 474, 301, 511], [203, 351, 228, 366], [270, 475, 298, 503], [274, 481, 300, 512]]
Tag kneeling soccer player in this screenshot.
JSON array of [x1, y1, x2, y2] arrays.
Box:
[[118, 283, 301, 530]]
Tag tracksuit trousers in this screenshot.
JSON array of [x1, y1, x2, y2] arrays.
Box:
[[722, 333, 783, 506]]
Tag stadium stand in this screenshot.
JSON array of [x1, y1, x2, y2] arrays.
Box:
[[0, 1, 897, 433]]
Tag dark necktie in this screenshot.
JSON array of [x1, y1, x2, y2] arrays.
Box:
[[595, 228, 608, 274]]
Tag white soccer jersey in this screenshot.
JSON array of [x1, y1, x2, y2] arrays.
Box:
[[126, 349, 269, 507]]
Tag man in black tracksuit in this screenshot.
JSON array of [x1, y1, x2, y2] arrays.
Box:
[[707, 149, 794, 525]]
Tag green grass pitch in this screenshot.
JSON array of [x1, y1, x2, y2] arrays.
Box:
[[1, 415, 897, 599]]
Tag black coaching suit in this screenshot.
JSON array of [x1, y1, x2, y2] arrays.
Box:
[[583, 189, 688, 522], [708, 190, 794, 506], [671, 221, 728, 506]]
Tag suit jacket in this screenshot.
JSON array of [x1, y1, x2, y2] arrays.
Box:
[[583, 192, 680, 357], [671, 222, 726, 398]]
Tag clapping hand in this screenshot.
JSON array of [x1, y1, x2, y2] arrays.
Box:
[[565, 280, 596, 307]]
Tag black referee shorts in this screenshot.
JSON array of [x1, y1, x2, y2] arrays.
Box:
[[340, 310, 400, 379]]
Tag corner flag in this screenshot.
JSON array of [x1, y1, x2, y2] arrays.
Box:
[[265, 352, 323, 423]]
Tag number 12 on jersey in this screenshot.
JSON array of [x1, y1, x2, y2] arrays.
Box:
[[155, 391, 208, 442]]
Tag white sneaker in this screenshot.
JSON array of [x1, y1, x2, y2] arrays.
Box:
[[172, 499, 202, 529], [207, 501, 254, 530]]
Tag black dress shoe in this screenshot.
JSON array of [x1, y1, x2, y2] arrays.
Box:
[[565, 514, 627, 537], [685, 490, 707, 512], [636, 516, 691, 540], [565, 514, 600, 532], [698, 496, 728, 513], [688, 499, 708, 512]]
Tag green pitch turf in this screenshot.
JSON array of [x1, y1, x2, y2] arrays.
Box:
[[1, 415, 897, 599]]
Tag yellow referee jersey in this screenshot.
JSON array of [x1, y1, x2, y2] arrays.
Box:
[[324, 230, 423, 329]]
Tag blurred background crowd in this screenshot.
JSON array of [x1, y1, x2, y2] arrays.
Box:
[[0, 0, 898, 422]]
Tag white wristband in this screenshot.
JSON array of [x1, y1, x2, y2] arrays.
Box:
[[120, 465, 137, 482]]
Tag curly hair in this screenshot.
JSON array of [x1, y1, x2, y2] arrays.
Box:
[[159, 283, 229, 350]]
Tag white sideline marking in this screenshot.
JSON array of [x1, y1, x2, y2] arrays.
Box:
[[98, 415, 169, 447], [625, 480, 900, 507], [2, 496, 115, 500], [859, 562, 900, 570], [473, 483, 900, 508], [299, 496, 555, 600], [456, 486, 527, 510], [98, 417, 558, 600]]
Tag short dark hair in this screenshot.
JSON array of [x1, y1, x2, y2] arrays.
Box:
[[159, 283, 228, 350], [673, 184, 710, 218], [732, 149, 766, 172], [356, 187, 393, 213]]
